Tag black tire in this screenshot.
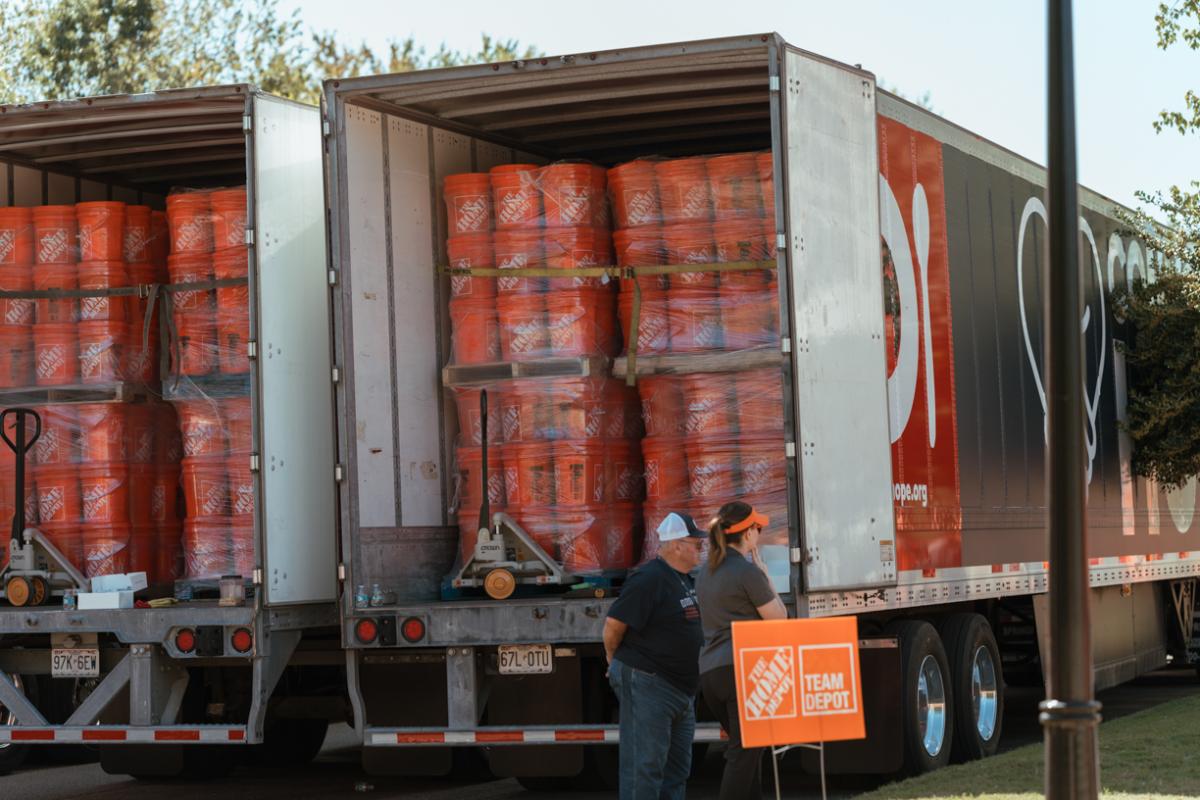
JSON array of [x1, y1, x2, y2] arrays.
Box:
[[940, 613, 1004, 762], [0, 673, 37, 775], [886, 619, 954, 774]]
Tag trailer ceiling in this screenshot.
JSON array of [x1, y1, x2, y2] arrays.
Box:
[[333, 39, 775, 163], [0, 86, 252, 194]]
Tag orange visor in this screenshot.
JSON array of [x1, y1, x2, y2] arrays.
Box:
[[725, 508, 769, 534]]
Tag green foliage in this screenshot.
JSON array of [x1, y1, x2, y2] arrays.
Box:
[[0, 0, 540, 105], [1154, 0, 1200, 135]]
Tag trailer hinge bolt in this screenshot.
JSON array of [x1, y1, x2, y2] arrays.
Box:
[[244, 228, 255, 246], [781, 337, 792, 353], [769, 75, 781, 92], [338, 563, 346, 581], [328, 270, 338, 286], [332, 366, 341, 384], [247, 340, 257, 360], [335, 464, 344, 482], [253, 569, 263, 586], [322, 119, 331, 137], [785, 441, 796, 458]]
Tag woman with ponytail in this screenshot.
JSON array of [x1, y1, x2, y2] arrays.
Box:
[[695, 502, 787, 799]]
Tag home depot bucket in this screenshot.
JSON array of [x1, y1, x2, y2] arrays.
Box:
[[155, 523, 183, 584], [553, 504, 637, 573], [123, 322, 157, 384], [32, 206, 76, 266], [546, 377, 630, 440], [0, 326, 32, 388], [679, 373, 737, 435], [0, 207, 33, 266], [720, 284, 778, 351], [34, 405, 79, 465], [736, 433, 788, 497], [541, 163, 605, 228], [33, 323, 78, 386], [77, 260, 130, 322], [128, 463, 156, 525], [34, 262, 78, 324], [126, 260, 158, 330], [617, 288, 671, 355], [756, 152, 775, 219], [637, 375, 685, 438], [175, 399, 226, 457], [41, 522, 82, 573], [127, 524, 155, 577], [210, 188, 247, 251], [229, 514, 254, 576], [444, 173, 494, 235], [176, 309, 217, 376], [449, 296, 501, 365], [685, 437, 738, 501], [124, 404, 156, 463], [166, 191, 213, 253], [736, 367, 785, 432], [226, 456, 254, 516], [606, 440, 644, 503], [151, 464, 181, 524], [510, 441, 555, 506], [183, 515, 231, 578], [713, 218, 771, 268], [490, 164, 542, 229], [493, 228, 544, 295], [641, 435, 689, 504], [181, 454, 230, 517], [452, 386, 503, 446], [213, 246, 250, 373], [78, 461, 130, 524], [0, 267, 35, 326], [447, 233, 495, 299], [667, 287, 723, 353], [662, 222, 717, 291], [607, 160, 661, 229], [499, 381, 555, 443], [456, 446, 506, 511], [167, 252, 215, 314], [77, 320, 126, 384], [77, 403, 127, 462], [123, 205, 152, 263], [552, 440, 607, 506], [655, 158, 712, 225], [543, 226, 610, 290], [707, 153, 761, 220], [34, 462, 81, 524], [613, 226, 667, 292], [76, 201, 126, 262], [496, 293, 549, 362], [545, 288, 616, 358], [220, 396, 252, 454]]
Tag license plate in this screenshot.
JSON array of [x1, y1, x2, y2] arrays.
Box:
[[498, 644, 553, 675], [51, 648, 99, 678]]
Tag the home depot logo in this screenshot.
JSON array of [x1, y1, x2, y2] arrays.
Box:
[[688, 460, 723, 498], [496, 188, 536, 226], [174, 219, 211, 252], [200, 479, 227, 515], [222, 216, 246, 248], [4, 297, 33, 325], [79, 341, 110, 379], [614, 461, 640, 501], [741, 457, 776, 495], [671, 182, 709, 220], [0, 229, 16, 263], [82, 479, 116, 520], [39, 485, 66, 521], [124, 226, 149, 261], [496, 252, 528, 292], [131, 430, 155, 462], [684, 397, 721, 434], [231, 478, 254, 515], [741, 646, 797, 721], [38, 229, 71, 263], [79, 296, 110, 320], [453, 195, 490, 233], [553, 186, 591, 225], [151, 484, 166, 521], [644, 458, 662, 499], [622, 188, 657, 226], [798, 644, 858, 716], [36, 343, 67, 379]]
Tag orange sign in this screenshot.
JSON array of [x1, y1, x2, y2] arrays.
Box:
[[731, 617, 865, 748]]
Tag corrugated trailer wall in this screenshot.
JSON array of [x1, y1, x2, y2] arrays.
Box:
[[0, 161, 164, 209], [877, 95, 1200, 575]]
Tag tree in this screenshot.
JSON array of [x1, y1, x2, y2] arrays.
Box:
[[0, 0, 539, 105]]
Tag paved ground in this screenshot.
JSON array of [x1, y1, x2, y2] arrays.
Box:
[[1, 667, 1195, 800]]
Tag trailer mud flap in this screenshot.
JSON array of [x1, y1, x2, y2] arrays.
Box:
[[485, 653, 583, 778]]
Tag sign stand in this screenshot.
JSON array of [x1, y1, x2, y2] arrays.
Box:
[[771, 742, 827, 800]]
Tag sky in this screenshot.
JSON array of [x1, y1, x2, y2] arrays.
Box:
[[279, 0, 1196, 209]]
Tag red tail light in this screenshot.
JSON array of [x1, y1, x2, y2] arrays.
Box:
[[175, 629, 196, 654], [401, 617, 426, 643], [355, 618, 379, 644], [230, 628, 253, 653]]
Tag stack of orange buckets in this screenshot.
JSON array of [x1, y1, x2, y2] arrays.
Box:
[[444, 163, 642, 575], [607, 152, 788, 560], [165, 187, 255, 580]]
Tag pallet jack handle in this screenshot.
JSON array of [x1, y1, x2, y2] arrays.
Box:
[[478, 389, 490, 535], [1, 407, 41, 543]]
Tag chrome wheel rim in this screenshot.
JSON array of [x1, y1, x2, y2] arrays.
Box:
[[917, 654, 947, 757], [972, 644, 999, 742], [0, 674, 23, 751]]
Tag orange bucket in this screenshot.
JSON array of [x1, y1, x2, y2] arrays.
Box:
[[77, 403, 127, 462], [667, 286, 723, 353], [655, 158, 712, 224], [720, 284, 778, 351], [34, 262, 78, 324], [150, 210, 169, 268], [510, 441, 555, 506], [213, 246, 249, 374], [227, 456, 255, 516], [542, 225, 610, 290], [0, 207, 33, 266], [155, 523, 182, 584], [183, 515, 231, 579], [606, 440, 644, 503], [77, 319, 126, 384], [128, 464, 156, 525], [449, 296, 501, 365], [209, 187, 247, 251], [662, 222, 717, 290], [167, 252, 214, 314], [76, 201, 126, 262], [229, 514, 254, 575], [618, 287, 671, 355], [496, 293, 549, 362], [707, 153, 761, 220], [713, 218, 771, 269], [175, 399, 226, 457], [181, 454, 230, 517], [0, 266, 35, 326], [546, 377, 630, 440], [126, 260, 157, 324], [456, 446, 506, 511], [34, 462, 81, 524], [685, 437, 738, 500], [680, 373, 737, 435], [123, 322, 158, 384], [151, 464, 181, 524], [0, 326, 32, 388], [493, 228, 544, 295], [490, 164, 542, 229], [452, 386, 503, 446], [444, 173, 494, 234], [127, 524, 155, 577], [155, 403, 182, 463], [552, 439, 608, 506], [123, 205, 152, 263], [553, 504, 637, 573], [641, 435, 689, 503], [499, 382, 554, 443], [546, 287, 616, 358], [607, 160, 661, 229], [613, 226, 666, 292], [33, 405, 78, 465], [638, 375, 685, 438], [33, 322, 78, 386], [737, 433, 788, 496], [213, 245, 248, 304], [78, 461, 130, 524], [176, 309, 217, 376], [32, 206, 77, 266], [220, 396, 252, 454], [447, 233, 495, 299], [166, 191, 213, 254], [756, 152, 775, 220], [124, 404, 157, 463], [78, 260, 130, 322], [541, 163, 605, 228]]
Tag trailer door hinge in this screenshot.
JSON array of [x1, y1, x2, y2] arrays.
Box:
[[338, 563, 346, 581], [781, 337, 792, 354], [250, 454, 261, 472], [242, 115, 253, 133], [244, 228, 255, 246], [332, 366, 341, 384], [322, 119, 331, 137], [785, 441, 796, 458], [769, 76, 781, 92], [335, 464, 344, 482], [247, 340, 257, 360], [252, 568, 263, 585], [789, 547, 804, 564], [328, 269, 338, 286], [777, 233, 787, 250]]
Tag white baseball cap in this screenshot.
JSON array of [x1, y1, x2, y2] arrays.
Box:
[[657, 512, 705, 542]]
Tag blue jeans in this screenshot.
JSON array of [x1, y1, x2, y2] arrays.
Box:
[[609, 658, 695, 800]]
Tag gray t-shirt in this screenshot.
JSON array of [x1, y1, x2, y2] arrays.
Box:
[[696, 552, 778, 674]]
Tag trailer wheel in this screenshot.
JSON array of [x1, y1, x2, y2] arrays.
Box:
[[940, 613, 1003, 761], [887, 619, 953, 774], [0, 673, 35, 775]]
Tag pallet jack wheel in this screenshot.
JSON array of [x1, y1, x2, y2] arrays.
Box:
[[4, 576, 31, 607], [29, 576, 47, 606], [484, 568, 516, 600]]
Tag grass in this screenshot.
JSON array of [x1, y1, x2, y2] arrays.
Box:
[[855, 693, 1200, 800]]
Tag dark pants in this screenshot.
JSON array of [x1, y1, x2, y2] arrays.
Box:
[[609, 658, 695, 800], [701, 665, 763, 800]]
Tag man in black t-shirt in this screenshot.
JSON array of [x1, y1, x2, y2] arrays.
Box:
[[604, 512, 705, 800]]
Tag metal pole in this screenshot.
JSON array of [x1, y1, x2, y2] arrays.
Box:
[[1039, 0, 1102, 797]]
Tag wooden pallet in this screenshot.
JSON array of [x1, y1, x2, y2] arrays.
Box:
[[612, 347, 783, 378], [0, 381, 156, 406], [442, 355, 610, 387], [162, 372, 251, 400]]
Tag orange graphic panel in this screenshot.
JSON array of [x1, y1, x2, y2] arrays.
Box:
[[732, 617, 865, 748]]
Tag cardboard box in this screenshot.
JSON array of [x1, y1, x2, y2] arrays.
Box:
[[89, 572, 148, 593], [77, 590, 135, 610]]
